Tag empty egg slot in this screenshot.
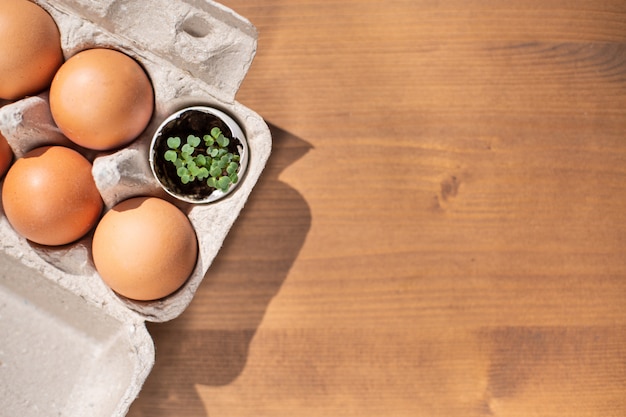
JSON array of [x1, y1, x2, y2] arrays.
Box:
[[0, 251, 153, 417]]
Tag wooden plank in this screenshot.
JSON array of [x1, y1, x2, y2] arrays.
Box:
[[128, 1, 626, 416]]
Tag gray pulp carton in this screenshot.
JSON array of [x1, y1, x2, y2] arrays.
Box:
[[0, 0, 272, 415]]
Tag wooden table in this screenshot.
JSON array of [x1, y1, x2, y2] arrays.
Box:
[[128, 1, 626, 416]]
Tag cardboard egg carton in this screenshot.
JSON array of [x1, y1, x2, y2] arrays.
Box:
[[0, 0, 271, 416]]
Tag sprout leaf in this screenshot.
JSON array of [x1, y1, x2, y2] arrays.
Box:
[[226, 162, 238, 175], [217, 176, 231, 191], [187, 135, 201, 147], [181, 143, 194, 154], [198, 167, 209, 179], [167, 136, 181, 149], [164, 150, 178, 162], [195, 154, 207, 166], [209, 165, 222, 178], [216, 135, 229, 147], [177, 166, 189, 177], [189, 165, 201, 177]]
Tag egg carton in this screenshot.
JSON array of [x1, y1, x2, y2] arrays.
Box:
[[0, 0, 271, 416]]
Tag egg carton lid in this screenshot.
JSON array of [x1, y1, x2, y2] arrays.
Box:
[[0, 0, 271, 416], [0, 250, 154, 417]]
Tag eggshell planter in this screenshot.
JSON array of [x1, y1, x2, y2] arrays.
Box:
[[150, 106, 250, 204], [0, 1, 271, 417]]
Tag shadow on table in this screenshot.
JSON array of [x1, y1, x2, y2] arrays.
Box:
[[128, 123, 312, 417]]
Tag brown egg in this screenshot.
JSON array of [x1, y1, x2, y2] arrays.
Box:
[[0, 0, 64, 100], [49, 48, 154, 151], [92, 197, 198, 301], [2, 146, 103, 246], [0, 132, 13, 177]]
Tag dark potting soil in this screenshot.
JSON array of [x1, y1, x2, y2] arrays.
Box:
[[152, 109, 243, 201]]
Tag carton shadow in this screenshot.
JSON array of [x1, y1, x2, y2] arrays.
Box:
[[128, 124, 312, 417]]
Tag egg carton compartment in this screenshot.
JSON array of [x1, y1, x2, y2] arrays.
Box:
[[0, 0, 271, 416], [0, 0, 272, 320], [0, 250, 153, 417]]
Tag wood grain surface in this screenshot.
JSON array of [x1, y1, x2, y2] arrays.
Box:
[[128, 1, 626, 416]]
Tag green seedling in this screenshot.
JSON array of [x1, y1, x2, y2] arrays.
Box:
[[164, 127, 240, 192]]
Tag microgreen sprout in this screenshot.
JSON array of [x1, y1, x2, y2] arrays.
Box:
[[164, 127, 240, 192]]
